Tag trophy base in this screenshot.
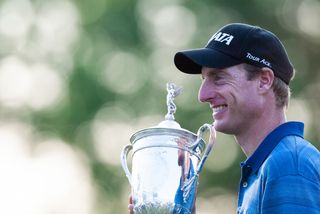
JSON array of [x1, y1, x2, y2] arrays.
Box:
[[134, 202, 191, 214]]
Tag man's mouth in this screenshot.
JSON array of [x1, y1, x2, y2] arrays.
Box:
[[212, 104, 228, 114]]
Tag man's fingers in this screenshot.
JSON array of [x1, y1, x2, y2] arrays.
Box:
[[128, 204, 134, 214]]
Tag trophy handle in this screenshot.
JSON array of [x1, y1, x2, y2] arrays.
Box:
[[181, 124, 215, 203], [120, 144, 133, 185], [195, 123, 215, 173]]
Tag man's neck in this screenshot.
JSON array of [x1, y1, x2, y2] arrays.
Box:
[[235, 110, 287, 157]]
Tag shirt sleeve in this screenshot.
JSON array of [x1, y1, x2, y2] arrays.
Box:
[[262, 174, 320, 214]]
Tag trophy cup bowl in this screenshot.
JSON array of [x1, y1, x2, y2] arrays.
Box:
[[120, 83, 215, 214]]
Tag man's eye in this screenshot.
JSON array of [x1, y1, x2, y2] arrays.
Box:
[[214, 75, 223, 81], [213, 76, 226, 84]]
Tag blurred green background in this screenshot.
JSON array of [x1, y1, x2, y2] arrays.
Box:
[[0, 0, 319, 213]]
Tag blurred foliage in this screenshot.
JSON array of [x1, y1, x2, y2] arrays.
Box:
[[0, 0, 319, 213], [49, 0, 320, 212], [81, 0, 318, 212]]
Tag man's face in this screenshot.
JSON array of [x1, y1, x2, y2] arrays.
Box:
[[198, 64, 262, 135]]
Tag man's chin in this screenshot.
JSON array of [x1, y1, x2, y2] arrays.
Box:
[[213, 121, 231, 134], [213, 121, 223, 131]]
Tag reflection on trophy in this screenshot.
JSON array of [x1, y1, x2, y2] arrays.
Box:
[[121, 83, 215, 214]]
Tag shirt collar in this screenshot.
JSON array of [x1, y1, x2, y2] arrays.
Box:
[[241, 121, 304, 174]]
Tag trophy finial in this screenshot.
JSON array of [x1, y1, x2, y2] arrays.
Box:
[[165, 83, 182, 121]]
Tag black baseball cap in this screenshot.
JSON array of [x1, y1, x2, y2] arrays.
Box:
[[174, 23, 294, 84]]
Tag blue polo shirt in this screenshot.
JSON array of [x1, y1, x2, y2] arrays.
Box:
[[237, 122, 320, 214]]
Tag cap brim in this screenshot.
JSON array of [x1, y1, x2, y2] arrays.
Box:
[[174, 48, 242, 74]]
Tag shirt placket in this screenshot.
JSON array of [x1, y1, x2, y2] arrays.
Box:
[[237, 164, 252, 214]]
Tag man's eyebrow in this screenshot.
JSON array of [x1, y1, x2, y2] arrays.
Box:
[[200, 67, 232, 80], [206, 70, 230, 78]]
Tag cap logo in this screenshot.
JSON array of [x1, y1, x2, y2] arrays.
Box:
[[207, 31, 234, 46], [246, 52, 272, 68]]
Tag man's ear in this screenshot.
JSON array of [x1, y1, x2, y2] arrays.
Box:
[[258, 67, 274, 92]]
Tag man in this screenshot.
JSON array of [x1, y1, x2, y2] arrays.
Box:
[[173, 23, 320, 213], [129, 23, 320, 213]]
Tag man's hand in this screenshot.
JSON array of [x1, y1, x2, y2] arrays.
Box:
[[128, 195, 134, 214]]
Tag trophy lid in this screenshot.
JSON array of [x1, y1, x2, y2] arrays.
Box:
[[130, 83, 199, 143], [157, 82, 183, 129]]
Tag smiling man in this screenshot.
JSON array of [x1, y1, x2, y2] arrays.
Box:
[[174, 23, 320, 213]]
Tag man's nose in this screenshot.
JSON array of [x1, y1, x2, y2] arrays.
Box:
[[198, 80, 215, 103]]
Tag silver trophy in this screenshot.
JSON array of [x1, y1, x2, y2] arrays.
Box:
[[121, 83, 215, 214]]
